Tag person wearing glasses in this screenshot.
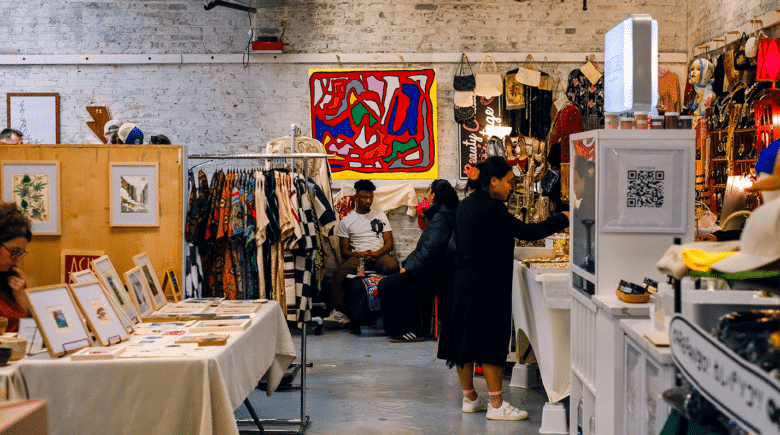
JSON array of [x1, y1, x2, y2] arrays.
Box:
[[0, 202, 32, 332]]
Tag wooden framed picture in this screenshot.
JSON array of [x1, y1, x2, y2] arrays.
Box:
[[1, 161, 61, 235], [109, 162, 159, 227], [161, 268, 182, 302], [91, 255, 140, 324], [123, 266, 154, 317], [7, 93, 60, 144], [24, 284, 93, 358], [69, 281, 129, 346], [60, 249, 104, 283], [132, 252, 166, 310], [189, 319, 251, 333], [69, 268, 135, 334]]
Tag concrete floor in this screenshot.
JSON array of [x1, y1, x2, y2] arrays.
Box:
[[236, 327, 558, 435]]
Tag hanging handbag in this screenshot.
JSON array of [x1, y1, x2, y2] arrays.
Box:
[[734, 33, 750, 71], [454, 103, 476, 124], [454, 54, 476, 91], [505, 71, 524, 110], [474, 55, 504, 98]]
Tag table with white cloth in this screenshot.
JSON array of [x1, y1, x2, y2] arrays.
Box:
[[511, 261, 571, 403], [10, 300, 297, 435]]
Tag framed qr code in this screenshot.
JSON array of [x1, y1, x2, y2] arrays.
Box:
[[599, 145, 689, 233]]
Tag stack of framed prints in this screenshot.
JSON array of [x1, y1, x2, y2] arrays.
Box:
[[91, 255, 140, 325], [24, 284, 93, 357], [189, 319, 251, 333], [123, 266, 155, 317], [69, 281, 130, 346], [132, 252, 167, 311], [70, 346, 126, 361]]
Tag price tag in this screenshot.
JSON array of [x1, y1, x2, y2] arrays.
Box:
[[670, 315, 780, 435], [580, 61, 603, 85]]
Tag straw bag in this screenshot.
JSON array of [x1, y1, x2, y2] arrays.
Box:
[[474, 55, 503, 97]]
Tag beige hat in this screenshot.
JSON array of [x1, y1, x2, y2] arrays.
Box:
[[711, 198, 780, 273], [745, 37, 758, 58], [454, 90, 475, 108]]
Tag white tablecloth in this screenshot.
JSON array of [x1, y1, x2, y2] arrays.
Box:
[[511, 261, 571, 403], [13, 300, 297, 435]]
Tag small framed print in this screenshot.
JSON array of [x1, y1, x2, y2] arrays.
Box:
[[109, 162, 159, 227], [70, 267, 134, 333], [123, 266, 155, 317], [70, 281, 129, 346], [1, 161, 60, 235], [91, 255, 140, 324], [133, 252, 166, 310], [161, 268, 183, 303], [24, 284, 93, 357], [189, 319, 251, 333], [7, 93, 60, 144], [70, 268, 99, 284]]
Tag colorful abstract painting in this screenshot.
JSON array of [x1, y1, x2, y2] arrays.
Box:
[[309, 69, 438, 179]]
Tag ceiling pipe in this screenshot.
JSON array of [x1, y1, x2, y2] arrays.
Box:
[[204, 0, 257, 14]]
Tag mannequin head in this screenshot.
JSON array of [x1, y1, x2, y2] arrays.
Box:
[[688, 58, 713, 89]]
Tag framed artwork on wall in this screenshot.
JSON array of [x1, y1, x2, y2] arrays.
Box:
[[24, 284, 93, 358], [123, 266, 155, 317], [1, 161, 61, 235], [70, 281, 129, 346], [6, 93, 60, 144], [132, 252, 166, 310], [91, 255, 140, 325], [109, 162, 159, 227]]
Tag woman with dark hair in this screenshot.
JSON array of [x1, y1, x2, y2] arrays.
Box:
[[378, 179, 459, 343], [438, 156, 569, 420], [0, 202, 32, 332]]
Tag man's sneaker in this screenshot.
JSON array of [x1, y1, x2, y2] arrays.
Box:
[[486, 401, 529, 421], [322, 310, 350, 329], [462, 395, 488, 413], [388, 332, 425, 343]]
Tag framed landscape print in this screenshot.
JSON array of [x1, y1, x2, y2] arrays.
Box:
[[91, 255, 140, 324], [25, 284, 93, 358], [70, 281, 129, 346], [132, 252, 166, 310], [7, 92, 60, 144], [123, 266, 154, 317], [1, 161, 61, 235], [109, 163, 159, 227]]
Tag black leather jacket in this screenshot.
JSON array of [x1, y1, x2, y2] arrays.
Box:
[[403, 202, 457, 273]]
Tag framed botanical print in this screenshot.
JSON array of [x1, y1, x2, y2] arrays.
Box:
[[1, 161, 61, 235], [132, 252, 166, 310], [24, 284, 93, 358], [70, 281, 129, 346], [123, 266, 154, 317], [109, 163, 159, 227], [7, 93, 60, 144], [91, 255, 140, 324]]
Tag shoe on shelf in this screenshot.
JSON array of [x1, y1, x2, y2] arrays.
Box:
[[388, 332, 425, 343], [486, 401, 529, 421], [322, 310, 350, 329], [462, 395, 488, 413]]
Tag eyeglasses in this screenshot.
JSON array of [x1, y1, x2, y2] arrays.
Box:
[[2, 244, 28, 260]]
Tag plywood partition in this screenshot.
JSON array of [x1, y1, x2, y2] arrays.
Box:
[[0, 144, 183, 289]]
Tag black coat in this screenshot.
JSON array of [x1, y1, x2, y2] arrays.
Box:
[[438, 189, 569, 367], [402, 202, 456, 274]]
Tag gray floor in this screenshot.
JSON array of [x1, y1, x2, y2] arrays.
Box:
[[236, 326, 558, 435]]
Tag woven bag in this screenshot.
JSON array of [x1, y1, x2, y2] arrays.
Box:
[[474, 55, 504, 97]]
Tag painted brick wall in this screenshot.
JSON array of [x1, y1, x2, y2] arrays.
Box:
[[0, 0, 691, 259], [687, 0, 777, 49]]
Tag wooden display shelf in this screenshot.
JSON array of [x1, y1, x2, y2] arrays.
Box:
[[711, 158, 728, 162], [709, 128, 757, 134]]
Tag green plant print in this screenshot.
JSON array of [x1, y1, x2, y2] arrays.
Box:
[[13, 173, 49, 222]]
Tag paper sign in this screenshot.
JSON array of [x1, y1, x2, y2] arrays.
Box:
[[580, 61, 603, 85], [670, 315, 780, 435]]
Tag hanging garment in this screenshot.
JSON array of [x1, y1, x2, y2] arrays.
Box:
[[658, 70, 681, 113], [546, 102, 583, 164], [566, 68, 604, 129], [219, 172, 237, 300]]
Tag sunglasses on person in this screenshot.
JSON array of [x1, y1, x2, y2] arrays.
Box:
[[2, 244, 28, 260]]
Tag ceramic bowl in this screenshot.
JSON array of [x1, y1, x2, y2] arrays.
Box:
[[0, 347, 11, 366], [0, 337, 26, 361]]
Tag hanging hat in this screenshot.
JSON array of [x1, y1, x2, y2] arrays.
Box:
[[104, 119, 122, 135], [118, 123, 144, 144], [711, 198, 780, 273]]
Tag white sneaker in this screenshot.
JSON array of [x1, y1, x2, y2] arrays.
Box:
[[322, 310, 350, 329], [486, 400, 529, 421], [462, 395, 488, 413]]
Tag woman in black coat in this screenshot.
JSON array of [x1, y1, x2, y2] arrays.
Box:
[[378, 179, 459, 343], [438, 157, 569, 421]]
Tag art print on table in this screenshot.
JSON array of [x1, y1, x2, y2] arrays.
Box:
[[25, 284, 93, 357], [133, 252, 166, 310], [88, 299, 112, 325], [46, 305, 74, 334], [70, 281, 129, 345], [91, 255, 139, 327], [124, 266, 154, 317], [1, 161, 60, 235], [109, 163, 159, 227]]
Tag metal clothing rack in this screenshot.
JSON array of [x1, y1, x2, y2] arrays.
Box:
[[188, 124, 331, 435]]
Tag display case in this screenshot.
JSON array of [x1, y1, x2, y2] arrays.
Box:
[[569, 130, 696, 297]]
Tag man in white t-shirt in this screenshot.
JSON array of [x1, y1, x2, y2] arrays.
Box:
[[326, 180, 399, 327]]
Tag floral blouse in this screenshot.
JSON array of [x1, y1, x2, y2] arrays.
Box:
[[566, 68, 604, 129]]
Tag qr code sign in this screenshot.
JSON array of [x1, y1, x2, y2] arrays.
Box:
[[626, 170, 664, 207]]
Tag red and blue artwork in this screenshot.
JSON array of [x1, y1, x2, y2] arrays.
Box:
[[309, 69, 438, 179]]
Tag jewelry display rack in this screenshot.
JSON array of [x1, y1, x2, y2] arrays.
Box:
[[189, 124, 330, 435]]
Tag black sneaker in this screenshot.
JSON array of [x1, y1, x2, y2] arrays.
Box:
[[388, 332, 425, 343]]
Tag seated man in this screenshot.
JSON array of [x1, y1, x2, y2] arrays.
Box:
[[325, 179, 399, 328]]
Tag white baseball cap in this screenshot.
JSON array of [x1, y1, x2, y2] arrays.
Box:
[[711, 198, 780, 273], [104, 119, 122, 135]]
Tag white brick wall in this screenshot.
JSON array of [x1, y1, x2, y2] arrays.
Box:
[[687, 0, 778, 50]]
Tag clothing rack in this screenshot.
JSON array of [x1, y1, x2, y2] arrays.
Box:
[[188, 125, 331, 435]]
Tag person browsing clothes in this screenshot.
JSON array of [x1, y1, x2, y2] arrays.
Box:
[[378, 179, 459, 343], [438, 156, 569, 421], [0, 202, 32, 332], [325, 179, 400, 328]]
